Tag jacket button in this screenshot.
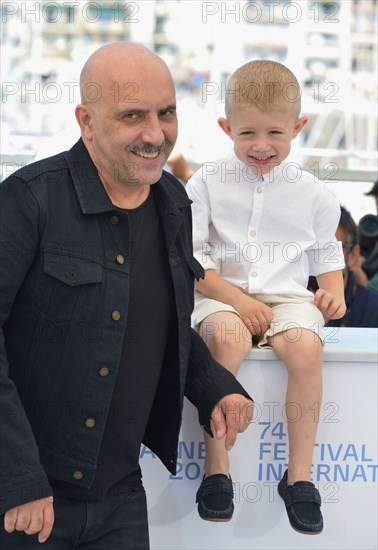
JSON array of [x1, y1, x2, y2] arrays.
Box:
[[111, 310, 121, 321], [73, 470, 83, 480], [116, 254, 125, 265], [98, 367, 109, 377], [85, 418, 96, 428], [109, 215, 119, 225]]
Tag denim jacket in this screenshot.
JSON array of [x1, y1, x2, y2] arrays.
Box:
[[0, 139, 250, 514]]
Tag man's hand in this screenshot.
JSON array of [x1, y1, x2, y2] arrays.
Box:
[[211, 394, 253, 451], [4, 496, 54, 544], [314, 288, 346, 321]]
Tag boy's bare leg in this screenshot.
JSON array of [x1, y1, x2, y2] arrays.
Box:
[[198, 311, 252, 476], [269, 328, 323, 484]]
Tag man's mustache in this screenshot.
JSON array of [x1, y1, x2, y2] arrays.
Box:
[[127, 139, 171, 155]]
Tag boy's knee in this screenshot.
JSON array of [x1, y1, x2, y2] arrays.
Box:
[[277, 329, 322, 372], [293, 343, 322, 376], [202, 320, 251, 355]]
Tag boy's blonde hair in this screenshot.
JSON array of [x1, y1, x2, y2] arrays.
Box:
[[225, 60, 302, 119]]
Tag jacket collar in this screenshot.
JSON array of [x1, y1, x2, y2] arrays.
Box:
[[153, 172, 192, 211], [153, 173, 192, 252], [66, 138, 191, 215], [66, 139, 114, 214]]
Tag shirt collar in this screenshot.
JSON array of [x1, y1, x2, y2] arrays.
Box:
[[230, 153, 288, 184]]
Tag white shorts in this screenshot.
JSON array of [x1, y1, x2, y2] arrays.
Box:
[[192, 290, 324, 348]]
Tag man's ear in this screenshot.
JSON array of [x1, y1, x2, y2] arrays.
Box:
[[75, 103, 93, 140], [218, 117, 233, 139], [292, 115, 308, 138]]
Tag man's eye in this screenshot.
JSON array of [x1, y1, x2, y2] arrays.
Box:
[[160, 109, 175, 118], [119, 112, 141, 121]]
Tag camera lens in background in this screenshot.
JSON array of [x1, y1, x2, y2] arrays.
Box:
[[358, 214, 378, 252], [358, 214, 378, 279]]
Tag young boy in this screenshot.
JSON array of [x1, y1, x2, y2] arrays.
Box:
[[186, 60, 346, 534]]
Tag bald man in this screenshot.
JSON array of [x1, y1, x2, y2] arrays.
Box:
[[0, 43, 252, 548]]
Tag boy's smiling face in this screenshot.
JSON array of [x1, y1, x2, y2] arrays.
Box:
[[218, 106, 307, 175]]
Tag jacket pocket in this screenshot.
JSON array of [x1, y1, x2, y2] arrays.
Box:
[[44, 253, 102, 286], [40, 253, 102, 325]]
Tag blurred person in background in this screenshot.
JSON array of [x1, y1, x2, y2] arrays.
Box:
[[364, 179, 378, 214], [309, 205, 378, 328], [359, 180, 378, 292], [167, 151, 194, 184]]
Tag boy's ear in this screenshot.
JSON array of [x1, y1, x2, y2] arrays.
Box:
[[218, 117, 233, 139], [292, 115, 308, 138]]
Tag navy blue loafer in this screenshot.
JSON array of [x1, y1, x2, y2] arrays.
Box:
[[278, 469, 323, 534], [196, 474, 234, 522]]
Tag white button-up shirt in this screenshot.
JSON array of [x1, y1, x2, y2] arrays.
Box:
[[186, 154, 344, 297]]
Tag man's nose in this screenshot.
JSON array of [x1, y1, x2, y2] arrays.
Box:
[[139, 115, 165, 146]]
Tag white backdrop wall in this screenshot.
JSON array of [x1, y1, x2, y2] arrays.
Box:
[[141, 328, 378, 550]]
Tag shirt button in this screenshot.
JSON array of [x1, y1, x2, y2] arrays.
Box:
[[98, 367, 110, 377], [251, 271, 258, 278], [73, 470, 83, 480], [116, 254, 125, 265], [109, 215, 119, 225], [111, 310, 121, 321], [85, 418, 96, 428], [256, 186, 263, 193], [250, 230, 256, 237]]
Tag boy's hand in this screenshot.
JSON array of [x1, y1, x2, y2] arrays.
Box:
[[4, 496, 54, 543], [233, 295, 273, 336], [314, 289, 346, 321]]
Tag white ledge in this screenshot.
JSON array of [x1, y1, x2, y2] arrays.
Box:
[[247, 327, 378, 363]]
